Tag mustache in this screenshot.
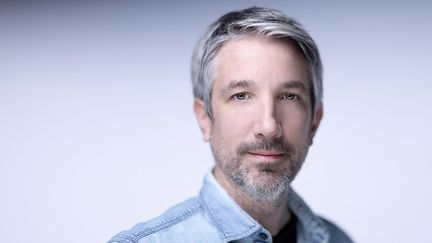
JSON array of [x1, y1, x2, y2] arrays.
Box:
[[236, 138, 295, 156]]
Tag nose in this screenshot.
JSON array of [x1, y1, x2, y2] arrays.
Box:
[[253, 100, 282, 139]]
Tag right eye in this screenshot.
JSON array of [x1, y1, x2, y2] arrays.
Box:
[[231, 93, 250, 101]]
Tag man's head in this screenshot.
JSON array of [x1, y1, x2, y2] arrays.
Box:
[[192, 7, 323, 201], [191, 7, 323, 117]]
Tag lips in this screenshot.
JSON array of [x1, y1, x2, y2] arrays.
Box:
[[247, 151, 285, 160]]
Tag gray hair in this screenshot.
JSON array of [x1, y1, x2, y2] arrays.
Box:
[[191, 7, 323, 117]]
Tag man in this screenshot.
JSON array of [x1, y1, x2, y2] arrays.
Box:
[[109, 7, 352, 243]]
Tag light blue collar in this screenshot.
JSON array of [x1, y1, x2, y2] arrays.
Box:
[[199, 171, 264, 241], [199, 171, 330, 243]]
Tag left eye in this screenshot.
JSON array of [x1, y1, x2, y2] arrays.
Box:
[[232, 93, 249, 100], [280, 93, 300, 101]]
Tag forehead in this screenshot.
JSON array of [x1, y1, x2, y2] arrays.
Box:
[[213, 36, 309, 90]]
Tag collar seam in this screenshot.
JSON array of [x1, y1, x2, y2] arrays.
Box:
[[133, 203, 202, 240]]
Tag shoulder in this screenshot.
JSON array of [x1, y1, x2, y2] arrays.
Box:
[[319, 217, 354, 243], [108, 197, 217, 243]]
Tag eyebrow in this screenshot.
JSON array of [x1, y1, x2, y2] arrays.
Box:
[[219, 79, 309, 96], [280, 80, 308, 92], [220, 80, 255, 96]]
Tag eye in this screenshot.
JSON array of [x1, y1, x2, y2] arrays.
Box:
[[280, 93, 300, 101], [231, 92, 250, 101]]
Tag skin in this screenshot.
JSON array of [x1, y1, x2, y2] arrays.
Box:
[[194, 36, 323, 235]]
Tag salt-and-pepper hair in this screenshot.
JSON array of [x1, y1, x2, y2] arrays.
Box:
[[191, 7, 323, 117]]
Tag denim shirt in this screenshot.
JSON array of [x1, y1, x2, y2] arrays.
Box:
[[109, 172, 352, 243]]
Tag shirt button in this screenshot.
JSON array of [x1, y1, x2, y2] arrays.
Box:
[[258, 232, 268, 240]]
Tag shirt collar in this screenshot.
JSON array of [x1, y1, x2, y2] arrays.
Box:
[[199, 170, 329, 243], [288, 187, 330, 243], [199, 171, 263, 241]]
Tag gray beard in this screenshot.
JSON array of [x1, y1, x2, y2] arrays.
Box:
[[228, 160, 298, 201], [211, 138, 308, 202]]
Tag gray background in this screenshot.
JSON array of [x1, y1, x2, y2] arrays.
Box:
[[1, 1, 431, 242]]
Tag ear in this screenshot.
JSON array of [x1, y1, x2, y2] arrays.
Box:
[[309, 103, 323, 142], [193, 98, 212, 142]]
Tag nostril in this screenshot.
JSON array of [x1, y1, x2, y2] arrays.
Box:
[[253, 117, 282, 139]]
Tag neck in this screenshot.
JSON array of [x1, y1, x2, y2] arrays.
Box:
[[213, 168, 291, 236]]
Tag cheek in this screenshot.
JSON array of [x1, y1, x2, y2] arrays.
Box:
[[210, 111, 253, 150], [212, 116, 248, 141], [213, 102, 249, 131], [280, 110, 312, 140]]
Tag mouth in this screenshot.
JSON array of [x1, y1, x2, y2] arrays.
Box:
[[247, 151, 285, 161]]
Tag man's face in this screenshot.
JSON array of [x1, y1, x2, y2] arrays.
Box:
[[195, 37, 322, 201]]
